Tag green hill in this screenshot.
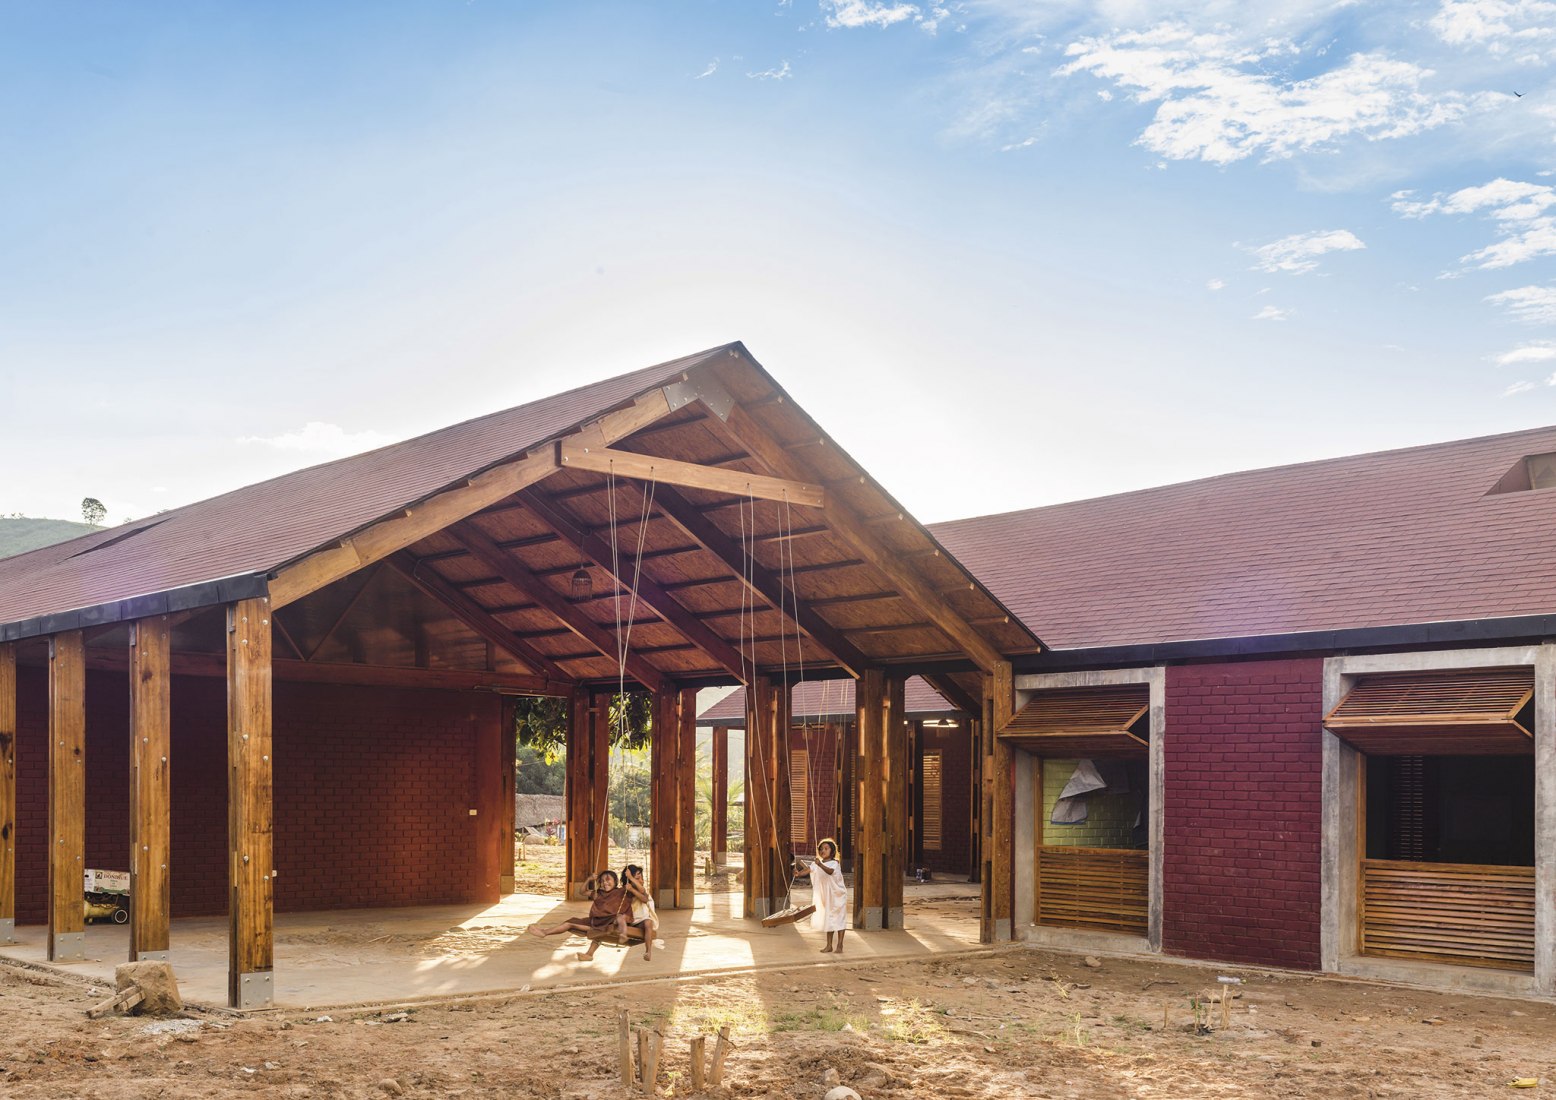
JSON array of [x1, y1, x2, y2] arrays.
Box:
[[0, 517, 102, 560]]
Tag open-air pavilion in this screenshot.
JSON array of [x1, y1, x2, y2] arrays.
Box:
[[0, 343, 1039, 1008]]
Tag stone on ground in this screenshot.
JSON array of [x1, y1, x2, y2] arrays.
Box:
[[114, 961, 183, 1016]]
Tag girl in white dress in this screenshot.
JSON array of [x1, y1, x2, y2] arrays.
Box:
[[800, 838, 848, 954]]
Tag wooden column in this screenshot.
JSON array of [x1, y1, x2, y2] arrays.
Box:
[[710, 725, 728, 870], [227, 598, 274, 1008], [565, 691, 609, 898], [883, 675, 907, 929], [129, 617, 172, 962], [743, 676, 788, 919], [853, 669, 885, 930], [968, 710, 984, 885], [499, 697, 517, 894], [48, 630, 86, 962], [650, 686, 681, 909], [0, 643, 15, 945], [980, 661, 1015, 943], [839, 719, 855, 865], [677, 687, 697, 907]]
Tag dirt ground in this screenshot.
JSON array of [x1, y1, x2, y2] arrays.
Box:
[[4, 906, 1556, 1100]]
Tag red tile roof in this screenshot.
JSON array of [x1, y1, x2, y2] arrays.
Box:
[[929, 425, 1556, 651], [698, 676, 957, 724], [0, 347, 724, 634]]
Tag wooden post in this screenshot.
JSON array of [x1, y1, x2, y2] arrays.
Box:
[[853, 669, 885, 930], [618, 1010, 634, 1087], [227, 597, 274, 1008], [689, 1035, 706, 1091], [499, 697, 517, 894], [48, 630, 86, 963], [983, 661, 1014, 943], [884, 675, 907, 928], [968, 709, 983, 885], [565, 690, 609, 898], [0, 643, 15, 946], [650, 685, 680, 908], [772, 684, 792, 901], [743, 676, 787, 919], [709, 1026, 733, 1086], [129, 617, 172, 961], [711, 725, 728, 870], [677, 687, 697, 907], [838, 720, 854, 865]]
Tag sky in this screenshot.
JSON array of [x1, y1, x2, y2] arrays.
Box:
[[2, 1, 1555, 526]]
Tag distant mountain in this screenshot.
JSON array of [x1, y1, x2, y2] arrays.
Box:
[[0, 517, 101, 560]]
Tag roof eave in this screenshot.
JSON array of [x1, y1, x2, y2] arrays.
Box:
[[0, 572, 270, 644]]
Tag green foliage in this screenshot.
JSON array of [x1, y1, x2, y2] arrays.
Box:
[[81, 497, 107, 526], [514, 743, 565, 795], [512, 691, 655, 756]]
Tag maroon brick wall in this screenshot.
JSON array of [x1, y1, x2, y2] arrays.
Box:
[[787, 724, 842, 856], [917, 723, 972, 877], [1163, 658, 1325, 971], [14, 668, 504, 924]]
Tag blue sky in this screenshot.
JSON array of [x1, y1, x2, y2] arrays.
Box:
[[2, 1, 1555, 525]]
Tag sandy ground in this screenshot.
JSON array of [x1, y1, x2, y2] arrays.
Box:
[[4, 898, 1556, 1099]]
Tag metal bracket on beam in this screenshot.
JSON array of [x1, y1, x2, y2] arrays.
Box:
[[50, 931, 85, 961], [0, 918, 14, 945], [134, 949, 170, 962], [663, 369, 736, 421], [235, 970, 274, 1010]]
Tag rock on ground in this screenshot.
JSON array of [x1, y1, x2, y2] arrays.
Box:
[[114, 960, 183, 1016]]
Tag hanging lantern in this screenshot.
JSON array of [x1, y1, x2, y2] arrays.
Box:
[[570, 567, 592, 600]]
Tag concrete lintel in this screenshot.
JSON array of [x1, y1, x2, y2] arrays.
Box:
[[234, 970, 274, 1010]]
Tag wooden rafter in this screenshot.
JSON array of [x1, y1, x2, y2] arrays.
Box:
[[652, 486, 869, 678], [558, 442, 825, 507], [517, 488, 749, 681], [267, 387, 675, 609], [303, 564, 382, 662], [448, 520, 667, 693], [701, 396, 1008, 673], [923, 672, 981, 717], [385, 552, 574, 683]]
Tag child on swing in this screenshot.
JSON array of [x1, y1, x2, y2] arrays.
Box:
[[528, 869, 636, 962], [620, 864, 659, 961]]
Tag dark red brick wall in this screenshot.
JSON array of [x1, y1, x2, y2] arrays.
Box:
[[1163, 659, 1324, 971], [916, 723, 972, 877], [786, 724, 842, 856], [15, 668, 504, 924]]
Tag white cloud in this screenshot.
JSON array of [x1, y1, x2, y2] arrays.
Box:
[[696, 60, 718, 79], [1487, 283, 1556, 323], [1247, 228, 1366, 274], [1495, 341, 1556, 364], [823, 0, 919, 29], [239, 422, 395, 455], [1207, 277, 1226, 290], [1393, 178, 1556, 269], [1430, 0, 1556, 57], [1503, 379, 1540, 395], [1253, 305, 1293, 321], [1000, 136, 1038, 151], [1057, 25, 1477, 165], [747, 61, 793, 81]]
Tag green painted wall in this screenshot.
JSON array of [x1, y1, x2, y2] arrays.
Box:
[[1040, 759, 1147, 850]]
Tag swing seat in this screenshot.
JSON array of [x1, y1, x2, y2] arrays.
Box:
[[760, 904, 816, 928], [583, 926, 645, 947]]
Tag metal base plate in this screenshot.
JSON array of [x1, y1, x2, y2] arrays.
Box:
[[887, 906, 903, 930], [133, 949, 170, 962], [750, 898, 773, 920], [859, 911, 883, 932], [656, 889, 675, 910], [994, 918, 1013, 942], [49, 931, 86, 962], [0, 918, 14, 945], [233, 970, 274, 1010], [499, 875, 515, 893]]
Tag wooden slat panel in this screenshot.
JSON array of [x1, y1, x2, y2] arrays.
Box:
[[1327, 670, 1533, 755], [921, 751, 942, 852], [790, 748, 809, 847], [1360, 859, 1534, 972], [1036, 846, 1147, 936], [1001, 686, 1148, 759]]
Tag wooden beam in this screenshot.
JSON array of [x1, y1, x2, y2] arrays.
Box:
[[517, 489, 748, 681], [449, 520, 666, 693], [923, 673, 981, 717], [386, 552, 574, 682], [0, 643, 14, 945], [227, 598, 274, 1009], [652, 487, 870, 678], [701, 397, 1009, 673], [48, 630, 86, 962], [558, 442, 825, 507], [267, 388, 674, 609], [302, 564, 381, 662], [129, 616, 172, 962]]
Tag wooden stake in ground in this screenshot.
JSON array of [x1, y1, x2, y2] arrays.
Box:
[[636, 1029, 648, 1088], [690, 1036, 706, 1091], [86, 987, 143, 1019], [641, 1029, 663, 1094], [618, 1010, 633, 1087], [709, 1026, 734, 1087]]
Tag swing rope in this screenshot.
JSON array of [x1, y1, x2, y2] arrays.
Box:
[[606, 462, 656, 870]]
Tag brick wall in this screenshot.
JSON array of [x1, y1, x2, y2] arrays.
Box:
[[14, 668, 504, 924], [917, 723, 971, 876], [1163, 658, 1324, 971], [787, 724, 841, 856]]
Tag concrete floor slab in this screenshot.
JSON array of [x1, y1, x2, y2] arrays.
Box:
[[0, 883, 980, 1010]]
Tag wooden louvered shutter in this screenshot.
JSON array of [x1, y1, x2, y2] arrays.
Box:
[[790, 749, 808, 847], [921, 751, 943, 852]]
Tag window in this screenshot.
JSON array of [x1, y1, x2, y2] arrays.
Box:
[[921, 751, 942, 852]]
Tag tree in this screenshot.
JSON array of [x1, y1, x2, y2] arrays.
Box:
[[512, 691, 655, 755], [81, 497, 106, 526], [514, 743, 565, 795]]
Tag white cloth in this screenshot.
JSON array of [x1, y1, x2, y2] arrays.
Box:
[[631, 896, 657, 927], [809, 859, 848, 933], [1051, 796, 1088, 824], [1058, 759, 1106, 799]]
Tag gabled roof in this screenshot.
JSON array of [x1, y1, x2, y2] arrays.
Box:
[[929, 424, 1556, 653], [0, 350, 711, 638], [697, 675, 959, 726]]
